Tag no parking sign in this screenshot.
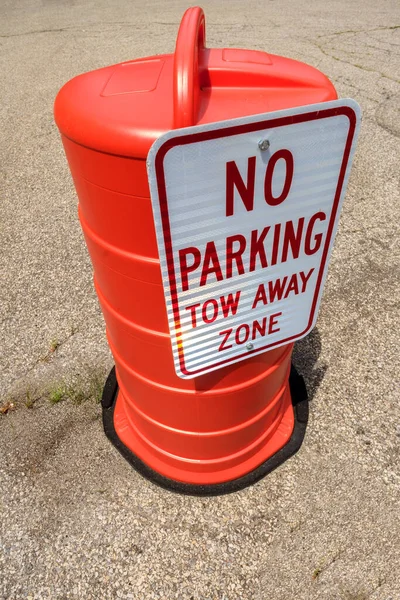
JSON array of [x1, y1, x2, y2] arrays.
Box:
[[148, 99, 360, 379]]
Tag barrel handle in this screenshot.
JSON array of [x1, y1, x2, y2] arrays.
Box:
[[173, 6, 206, 129]]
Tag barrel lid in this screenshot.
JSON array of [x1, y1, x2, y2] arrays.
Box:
[[54, 7, 336, 159]]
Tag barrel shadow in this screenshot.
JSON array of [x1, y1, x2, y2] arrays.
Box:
[[292, 326, 327, 402]]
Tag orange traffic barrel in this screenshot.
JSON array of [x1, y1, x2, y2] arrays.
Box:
[[54, 7, 337, 494]]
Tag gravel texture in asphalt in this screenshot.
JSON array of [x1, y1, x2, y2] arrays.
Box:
[[0, 0, 399, 599]]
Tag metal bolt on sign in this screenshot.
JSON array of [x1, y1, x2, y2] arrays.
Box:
[[258, 139, 270, 151]]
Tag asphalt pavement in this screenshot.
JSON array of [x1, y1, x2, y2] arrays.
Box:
[[0, 0, 399, 598]]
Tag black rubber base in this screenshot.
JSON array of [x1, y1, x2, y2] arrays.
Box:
[[101, 365, 308, 496]]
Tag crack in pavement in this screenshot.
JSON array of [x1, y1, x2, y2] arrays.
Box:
[[0, 22, 149, 38], [375, 93, 400, 138], [0, 27, 77, 38], [3, 327, 80, 402], [310, 40, 400, 84], [317, 25, 400, 38]]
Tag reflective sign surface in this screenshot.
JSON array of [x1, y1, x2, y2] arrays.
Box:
[[147, 99, 361, 378]]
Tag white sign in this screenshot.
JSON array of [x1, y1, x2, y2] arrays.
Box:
[[147, 99, 361, 379]]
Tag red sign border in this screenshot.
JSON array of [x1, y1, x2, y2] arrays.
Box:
[[154, 105, 357, 377]]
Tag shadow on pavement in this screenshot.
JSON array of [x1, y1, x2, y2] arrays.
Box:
[[292, 327, 327, 402]]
